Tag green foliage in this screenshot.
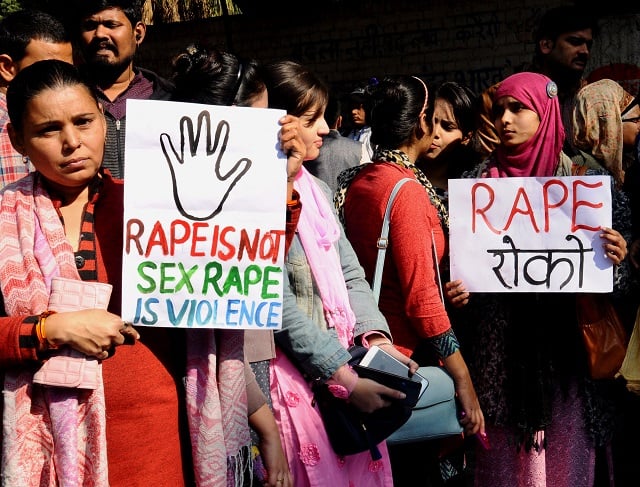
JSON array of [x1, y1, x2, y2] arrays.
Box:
[[0, 0, 23, 20]]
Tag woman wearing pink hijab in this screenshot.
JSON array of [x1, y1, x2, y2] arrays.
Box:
[[461, 72, 628, 487]]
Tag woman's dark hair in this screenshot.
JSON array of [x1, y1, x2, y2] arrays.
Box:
[[170, 43, 265, 107], [7, 59, 97, 132], [262, 60, 328, 118], [368, 75, 428, 149], [347, 79, 377, 124], [432, 81, 478, 136]]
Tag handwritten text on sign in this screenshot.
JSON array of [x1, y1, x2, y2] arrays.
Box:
[[122, 99, 287, 328], [448, 176, 613, 293]]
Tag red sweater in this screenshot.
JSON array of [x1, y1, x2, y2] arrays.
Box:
[[343, 162, 451, 357]]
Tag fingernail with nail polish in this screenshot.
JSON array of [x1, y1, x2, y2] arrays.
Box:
[[477, 432, 491, 450]]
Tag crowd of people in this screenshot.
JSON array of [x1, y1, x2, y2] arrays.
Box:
[[0, 1, 638, 486]]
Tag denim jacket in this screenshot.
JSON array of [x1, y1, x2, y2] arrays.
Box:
[[275, 177, 390, 382]]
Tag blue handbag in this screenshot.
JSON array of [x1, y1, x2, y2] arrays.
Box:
[[385, 366, 462, 445]]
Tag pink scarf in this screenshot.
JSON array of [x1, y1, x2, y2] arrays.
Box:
[[489, 72, 565, 178], [0, 175, 108, 486], [185, 329, 251, 487], [293, 167, 355, 347], [0, 174, 250, 486], [268, 168, 392, 485]]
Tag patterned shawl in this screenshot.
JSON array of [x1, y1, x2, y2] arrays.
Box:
[[572, 78, 635, 187], [0, 174, 250, 486], [0, 174, 108, 486]]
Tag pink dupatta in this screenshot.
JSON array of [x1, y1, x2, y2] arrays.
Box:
[[294, 167, 355, 348], [269, 168, 391, 486], [0, 175, 109, 486]]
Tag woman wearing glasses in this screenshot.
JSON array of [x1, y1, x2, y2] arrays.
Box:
[[572, 77, 640, 487], [571, 79, 638, 311], [572, 78, 640, 189]]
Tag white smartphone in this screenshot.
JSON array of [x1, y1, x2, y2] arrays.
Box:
[[358, 346, 429, 398]]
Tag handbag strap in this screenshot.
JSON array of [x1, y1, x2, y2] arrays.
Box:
[[372, 177, 445, 305], [431, 229, 445, 305], [372, 178, 415, 303]]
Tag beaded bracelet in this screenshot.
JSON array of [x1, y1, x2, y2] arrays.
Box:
[[35, 310, 58, 350]]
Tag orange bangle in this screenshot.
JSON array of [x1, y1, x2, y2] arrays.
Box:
[[35, 321, 44, 344], [36, 310, 58, 350]]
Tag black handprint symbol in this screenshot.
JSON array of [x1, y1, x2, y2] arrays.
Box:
[[160, 110, 252, 221]]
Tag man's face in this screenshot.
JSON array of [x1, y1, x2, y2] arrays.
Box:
[[542, 28, 593, 76], [80, 7, 142, 74], [351, 104, 366, 127]]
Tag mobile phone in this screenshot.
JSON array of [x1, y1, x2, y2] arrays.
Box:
[[358, 346, 429, 398]]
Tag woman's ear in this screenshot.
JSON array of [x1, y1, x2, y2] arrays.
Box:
[[7, 122, 25, 155], [461, 131, 473, 146], [98, 104, 107, 138], [417, 111, 432, 138]]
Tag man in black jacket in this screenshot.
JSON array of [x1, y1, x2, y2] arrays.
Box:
[[73, 0, 173, 178]]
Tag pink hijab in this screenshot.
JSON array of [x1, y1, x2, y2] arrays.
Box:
[[489, 72, 565, 178]]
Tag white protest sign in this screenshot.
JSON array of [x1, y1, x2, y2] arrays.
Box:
[[122, 99, 287, 329], [449, 176, 613, 293]]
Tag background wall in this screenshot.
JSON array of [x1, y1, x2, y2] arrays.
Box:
[[137, 0, 640, 96]]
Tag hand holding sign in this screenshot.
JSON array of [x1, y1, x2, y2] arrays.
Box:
[[160, 110, 252, 221], [124, 99, 286, 329], [278, 114, 306, 181]]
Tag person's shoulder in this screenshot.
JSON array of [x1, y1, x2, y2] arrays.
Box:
[[333, 131, 363, 146], [350, 161, 415, 193], [325, 131, 362, 150], [461, 157, 490, 178], [137, 66, 175, 99], [0, 173, 35, 199], [310, 172, 334, 198], [564, 149, 603, 175], [100, 169, 124, 195]]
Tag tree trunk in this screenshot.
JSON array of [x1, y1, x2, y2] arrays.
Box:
[[142, 0, 241, 24]]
